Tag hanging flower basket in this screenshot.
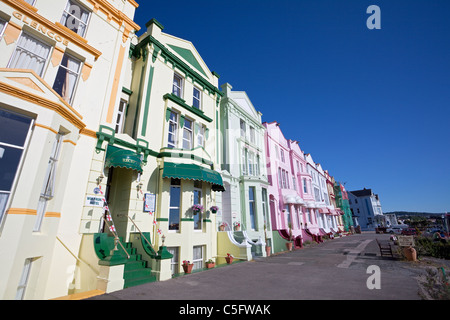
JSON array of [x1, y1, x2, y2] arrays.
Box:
[[192, 204, 204, 215], [210, 206, 219, 214]]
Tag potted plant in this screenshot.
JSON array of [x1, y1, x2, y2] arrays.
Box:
[[225, 253, 233, 264], [210, 205, 219, 214], [219, 221, 227, 231], [205, 259, 215, 269], [182, 260, 193, 274], [286, 222, 293, 251], [264, 223, 271, 257], [192, 204, 203, 215], [233, 221, 241, 231]]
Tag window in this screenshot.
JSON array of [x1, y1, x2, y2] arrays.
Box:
[[275, 145, 279, 159], [196, 124, 205, 148], [256, 155, 260, 176], [285, 205, 291, 226], [248, 152, 254, 176], [249, 187, 256, 230], [167, 111, 178, 148], [34, 132, 64, 232], [280, 149, 285, 163], [193, 245, 203, 270], [292, 177, 297, 191], [167, 247, 179, 276], [261, 188, 268, 226], [193, 87, 201, 109], [172, 73, 183, 98], [303, 178, 308, 193], [0, 109, 34, 223], [242, 148, 247, 175], [182, 118, 193, 149], [8, 32, 51, 77], [61, 0, 90, 37], [240, 119, 246, 138], [169, 178, 181, 231], [52, 53, 82, 104], [23, 0, 37, 5], [15, 258, 34, 300], [278, 168, 282, 188], [0, 18, 7, 40], [193, 181, 202, 231], [115, 99, 127, 134], [249, 126, 255, 144]]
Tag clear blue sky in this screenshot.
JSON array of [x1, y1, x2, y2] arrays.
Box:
[[133, 0, 450, 213]]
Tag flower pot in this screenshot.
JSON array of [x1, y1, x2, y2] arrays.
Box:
[[403, 246, 417, 261], [182, 263, 194, 274], [219, 225, 225, 231], [206, 262, 215, 269], [211, 210, 217, 214], [225, 256, 233, 264], [234, 226, 240, 231], [265, 246, 271, 257], [286, 242, 293, 251]]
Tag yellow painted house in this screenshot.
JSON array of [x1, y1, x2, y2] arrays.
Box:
[[0, 0, 139, 299]]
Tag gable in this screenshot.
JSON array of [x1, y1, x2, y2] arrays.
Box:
[[167, 44, 208, 77]]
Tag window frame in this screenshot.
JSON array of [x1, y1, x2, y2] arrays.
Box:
[[167, 111, 178, 148], [192, 86, 201, 109], [193, 182, 202, 231], [192, 245, 204, 270], [182, 118, 193, 150], [52, 52, 83, 105], [115, 99, 127, 134], [172, 72, 184, 98], [60, 0, 91, 38], [168, 178, 181, 232]]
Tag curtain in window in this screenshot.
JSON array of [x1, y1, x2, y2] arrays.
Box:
[[61, 0, 90, 36], [9, 33, 51, 76], [52, 54, 81, 104]]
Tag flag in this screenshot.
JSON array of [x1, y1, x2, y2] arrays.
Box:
[[109, 225, 116, 233], [153, 220, 157, 225], [157, 229, 162, 234], [106, 214, 112, 221]]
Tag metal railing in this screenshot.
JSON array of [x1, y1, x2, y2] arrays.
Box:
[[119, 214, 157, 253], [100, 216, 130, 259]]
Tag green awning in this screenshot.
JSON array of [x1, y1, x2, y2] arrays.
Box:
[[105, 145, 143, 173], [162, 162, 225, 192]]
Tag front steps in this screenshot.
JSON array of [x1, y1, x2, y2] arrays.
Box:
[[122, 242, 157, 288]]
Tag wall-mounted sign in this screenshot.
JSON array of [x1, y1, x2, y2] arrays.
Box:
[[144, 193, 156, 212], [85, 196, 104, 207]]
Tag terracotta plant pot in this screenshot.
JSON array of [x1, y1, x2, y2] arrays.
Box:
[[286, 242, 293, 251], [206, 262, 215, 269], [182, 263, 194, 274], [234, 226, 240, 231], [225, 256, 233, 264], [219, 225, 225, 231], [403, 246, 417, 261], [265, 246, 271, 257]]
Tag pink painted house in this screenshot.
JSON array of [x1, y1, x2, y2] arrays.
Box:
[[263, 122, 323, 252]]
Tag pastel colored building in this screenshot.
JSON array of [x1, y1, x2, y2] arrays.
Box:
[[216, 83, 271, 260], [0, 0, 139, 299], [334, 182, 354, 232], [348, 188, 384, 231]]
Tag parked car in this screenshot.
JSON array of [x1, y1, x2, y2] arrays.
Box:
[[386, 227, 403, 234], [401, 228, 417, 235]]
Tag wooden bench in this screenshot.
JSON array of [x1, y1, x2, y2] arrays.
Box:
[[376, 239, 393, 258]]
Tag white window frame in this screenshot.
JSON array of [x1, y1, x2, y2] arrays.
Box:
[[192, 245, 204, 270], [15, 258, 33, 300], [172, 73, 184, 98], [182, 118, 193, 150], [240, 119, 246, 138], [241, 148, 247, 175], [196, 124, 205, 148], [167, 111, 178, 148], [193, 182, 202, 231], [60, 0, 91, 38], [23, 0, 37, 6], [34, 132, 64, 232], [52, 52, 82, 105], [0, 109, 34, 224], [249, 186, 256, 230], [249, 126, 255, 144], [8, 32, 51, 77], [0, 18, 8, 40], [167, 247, 179, 275], [115, 99, 127, 134], [193, 86, 201, 109], [168, 179, 181, 232]]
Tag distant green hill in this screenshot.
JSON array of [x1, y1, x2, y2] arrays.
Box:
[[385, 211, 446, 218]]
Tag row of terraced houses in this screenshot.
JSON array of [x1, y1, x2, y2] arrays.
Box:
[[0, 0, 384, 300]]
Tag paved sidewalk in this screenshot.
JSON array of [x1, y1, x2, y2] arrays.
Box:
[[88, 232, 438, 301]]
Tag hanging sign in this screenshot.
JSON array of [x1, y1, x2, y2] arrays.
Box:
[[144, 193, 156, 213]]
